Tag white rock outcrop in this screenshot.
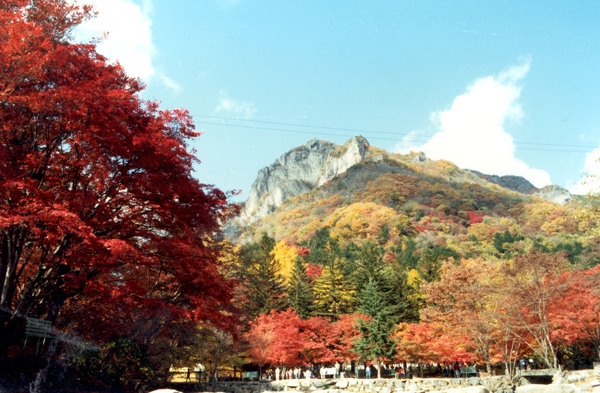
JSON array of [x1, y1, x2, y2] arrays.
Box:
[[239, 136, 369, 224], [534, 185, 572, 205]]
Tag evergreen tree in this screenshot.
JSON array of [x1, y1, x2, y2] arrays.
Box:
[[286, 257, 315, 319], [383, 262, 422, 323], [312, 241, 355, 319], [237, 233, 288, 318], [352, 240, 422, 324], [394, 239, 420, 270], [303, 227, 332, 265], [352, 240, 386, 295], [353, 279, 397, 378]]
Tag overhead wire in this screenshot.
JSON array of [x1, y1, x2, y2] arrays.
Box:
[[192, 114, 596, 154]]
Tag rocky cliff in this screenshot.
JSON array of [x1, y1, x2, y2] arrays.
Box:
[[236, 136, 573, 227], [534, 185, 572, 205], [239, 136, 369, 224]]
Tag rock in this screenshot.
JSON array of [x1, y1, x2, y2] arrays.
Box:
[[439, 387, 489, 393], [149, 390, 183, 393], [553, 370, 567, 385], [516, 384, 579, 393], [287, 380, 299, 388], [412, 152, 428, 163], [336, 380, 350, 389], [567, 374, 587, 384], [470, 171, 536, 194], [535, 185, 572, 205], [239, 136, 369, 224]]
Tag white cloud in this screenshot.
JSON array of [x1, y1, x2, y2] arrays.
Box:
[[395, 59, 552, 189], [570, 148, 600, 195], [215, 92, 257, 117], [71, 0, 180, 91]]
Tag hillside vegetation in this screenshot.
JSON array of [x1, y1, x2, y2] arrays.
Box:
[[224, 141, 600, 375], [236, 146, 593, 264]]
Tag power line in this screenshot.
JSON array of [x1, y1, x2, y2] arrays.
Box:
[[192, 115, 597, 154]]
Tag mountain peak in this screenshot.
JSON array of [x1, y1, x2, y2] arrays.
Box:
[[239, 136, 369, 224]]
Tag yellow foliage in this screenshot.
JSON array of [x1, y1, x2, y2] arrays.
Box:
[[325, 202, 409, 243], [574, 190, 600, 239], [467, 222, 492, 241], [270, 241, 298, 284], [406, 269, 424, 306]]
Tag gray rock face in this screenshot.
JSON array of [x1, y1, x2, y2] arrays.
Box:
[[471, 171, 537, 194], [240, 136, 369, 224], [516, 384, 579, 393], [535, 185, 572, 205]]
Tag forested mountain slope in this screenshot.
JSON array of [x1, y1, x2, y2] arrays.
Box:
[[230, 136, 592, 266], [224, 136, 600, 373]]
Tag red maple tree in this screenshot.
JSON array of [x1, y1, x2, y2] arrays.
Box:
[[245, 309, 364, 369], [0, 0, 237, 348], [549, 266, 600, 360]]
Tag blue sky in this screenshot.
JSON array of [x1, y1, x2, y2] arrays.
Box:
[[73, 0, 600, 201]]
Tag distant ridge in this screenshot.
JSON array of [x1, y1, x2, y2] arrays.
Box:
[[235, 136, 573, 227], [470, 171, 536, 193]]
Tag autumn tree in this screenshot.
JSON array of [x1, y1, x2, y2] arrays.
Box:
[[394, 323, 436, 371], [331, 313, 364, 365], [0, 0, 236, 384], [312, 239, 355, 318], [574, 166, 600, 238], [271, 240, 298, 284], [550, 266, 600, 362], [501, 250, 571, 369], [246, 309, 329, 368], [421, 258, 501, 374], [393, 322, 473, 376]]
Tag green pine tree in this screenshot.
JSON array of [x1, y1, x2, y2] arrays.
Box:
[[286, 257, 315, 319], [237, 233, 288, 318], [312, 241, 355, 319], [353, 279, 397, 378], [382, 261, 422, 323]]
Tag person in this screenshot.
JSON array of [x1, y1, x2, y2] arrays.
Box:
[[304, 368, 312, 379], [276, 367, 281, 381], [320, 366, 326, 379], [185, 367, 191, 382], [365, 364, 371, 379], [194, 363, 204, 382]]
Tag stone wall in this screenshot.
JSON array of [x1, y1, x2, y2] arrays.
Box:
[[183, 369, 600, 393]]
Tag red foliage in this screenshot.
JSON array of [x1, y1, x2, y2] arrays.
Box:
[[384, 252, 395, 263], [467, 211, 483, 224], [549, 267, 600, 348], [295, 245, 310, 257], [395, 322, 476, 364], [306, 263, 323, 281], [245, 309, 364, 367], [0, 0, 237, 343]]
